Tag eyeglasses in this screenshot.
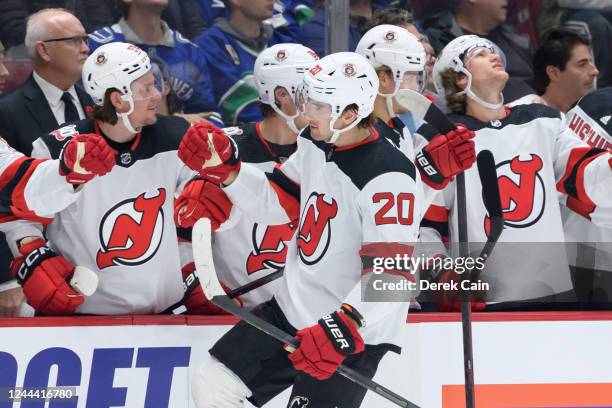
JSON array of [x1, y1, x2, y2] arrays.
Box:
[[43, 35, 89, 47]]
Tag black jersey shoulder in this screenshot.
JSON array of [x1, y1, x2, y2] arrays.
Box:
[[377, 117, 406, 149], [41, 119, 96, 158], [332, 124, 417, 191], [226, 123, 277, 164], [447, 104, 561, 131], [40, 115, 189, 165]]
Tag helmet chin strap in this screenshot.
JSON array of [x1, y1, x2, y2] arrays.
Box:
[[326, 115, 361, 144], [118, 95, 141, 134], [270, 103, 300, 134], [457, 68, 504, 110]]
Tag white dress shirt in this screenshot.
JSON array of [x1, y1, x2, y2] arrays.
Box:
[[32, 71, 86, 125]]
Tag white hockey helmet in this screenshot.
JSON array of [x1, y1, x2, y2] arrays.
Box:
[[254, 43, 319, 132], [432, 35, 507, 109], [82, 42, 153, 133], [356, 24, 426, 116], [298, 52, 378, 143]]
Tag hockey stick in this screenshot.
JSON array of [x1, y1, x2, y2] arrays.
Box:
[[193, 218, 419, 408], [396, 89, 475, 408], [227, 268, 284, 299]]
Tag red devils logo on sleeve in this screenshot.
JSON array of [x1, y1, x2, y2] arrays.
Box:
[[96, 189, 166, 269], [246, 223, 296, 275], [484, 154, 546, 236], [297, 192, 338, 265]]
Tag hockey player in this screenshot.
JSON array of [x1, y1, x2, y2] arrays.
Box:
[[356, 24, 427, 159], [175, 43, 318, 309], [419, 35, 612, 310], [180, 52, 476, 407], [8, 42, 220, 316], [563, 88, 612, 306]]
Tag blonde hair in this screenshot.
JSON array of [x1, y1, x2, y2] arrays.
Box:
[[440, 68, 468, 114]]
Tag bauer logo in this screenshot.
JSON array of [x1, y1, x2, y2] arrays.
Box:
[[96, 188, 166, 269], [297, 193, 337, 265], [485, 154, 545, 235]]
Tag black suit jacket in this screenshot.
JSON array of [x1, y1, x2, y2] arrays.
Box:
[[0, 75, 93, 285], [0, 74, 94, 155]]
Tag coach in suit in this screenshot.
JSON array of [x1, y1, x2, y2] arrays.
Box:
[[0, 8, 93, 155], [0, 9, 92, 316]]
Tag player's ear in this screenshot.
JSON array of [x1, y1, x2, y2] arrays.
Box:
[[340, 107, 358, 125], [109, 90, 128, 113], [377, 69, 393, 93], [455, 73, 468, 91]]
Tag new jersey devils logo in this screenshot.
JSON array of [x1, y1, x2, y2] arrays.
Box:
[[96, 189, 166, 269], [484, 154, 546, 235], [246, 223, 296, 274], [297, 193, 338, 265]]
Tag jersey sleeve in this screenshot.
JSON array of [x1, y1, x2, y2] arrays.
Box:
[[223, 147, 301, 225], [343, 172, 420, 328], [554, 126, 612, 225], [181, 39, 219, 115]]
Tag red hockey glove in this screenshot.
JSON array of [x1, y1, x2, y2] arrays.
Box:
[[59, 134, 116, 184], [174, 179, 233, 229], [416, 126, 476, 189], [288, 307, 365, 380], [180, 263, 231, 315], [435, 269, 486, 312], [178, 123, 241, 184], [10, 239, 84, 315]]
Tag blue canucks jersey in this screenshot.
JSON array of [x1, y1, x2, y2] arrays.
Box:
[[196, 22, 294, 124], [88, 19, 218, 117]]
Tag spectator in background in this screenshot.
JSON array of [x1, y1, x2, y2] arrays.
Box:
[[150, 56, 181, 117], [0, 8, 93, 155], [196, 0, 314, 38], [423, 0, 535, 103], [510, 28, 598, 113], [558, 0, 612, 87], [297, 0, 386, 57], [196, 0, 293, 125], [88, 0, 222, 125]]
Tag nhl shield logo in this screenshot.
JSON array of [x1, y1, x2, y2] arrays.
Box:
[[120, 152, 132, 165], [343, 63, 356, 77], [289, 396, 309, 408], [275, 50, 287, 62], [384, 30, 396, 42], [95, 52, 107, 65]]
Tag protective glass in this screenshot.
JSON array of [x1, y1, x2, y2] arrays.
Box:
[[129, 71, 163, 101], [295, 86, 333, 121], [398, 70, 426, 93], [463, 45, 507, 69]]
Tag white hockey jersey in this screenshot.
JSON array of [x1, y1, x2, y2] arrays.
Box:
[[31, 117, 195, 314], [418, 104, 612, 303], [211, 123, 296, 309], [224, 122, 425, 349], [0, 136, 82, 228], [562, 88, 612, 273]]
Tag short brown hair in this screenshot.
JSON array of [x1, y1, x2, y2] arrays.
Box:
[[440, 68, 467, 114], [258, 102, 277, 118], [344, 103, 376, 129], [93, 88, 120, 124]]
